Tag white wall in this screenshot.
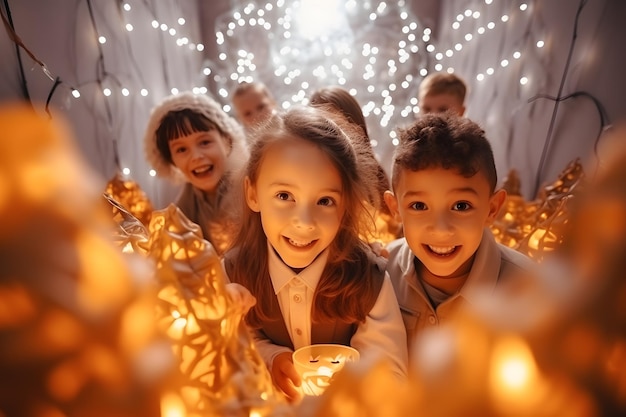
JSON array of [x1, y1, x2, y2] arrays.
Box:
[[2, 0, 625, 207], [0, 0, 205, 208], [436, 0, 626, 199]]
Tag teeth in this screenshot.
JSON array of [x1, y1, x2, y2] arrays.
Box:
[[429, 245, 455, 255], [193, 165, 212, 174], [289, 238, 312, 247]]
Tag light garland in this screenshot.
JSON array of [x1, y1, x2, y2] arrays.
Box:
[[211, 0, 429, 151], [428, 1, 539, 87]]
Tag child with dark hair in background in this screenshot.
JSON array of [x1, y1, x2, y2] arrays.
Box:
[[224, 105, 408, 400], [144, 91, 248, 255], [232, 81, 278, 133], [310, 86, 402, 246], [418, 72, 467, 117], [383, 112, 534, 351]]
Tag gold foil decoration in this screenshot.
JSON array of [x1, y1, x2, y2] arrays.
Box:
[[146, 204, 291, 417], [105, 171, 154, 227], [103, 192, 151, 255], [0, 103, 167, 416], [491, 160, 584, 261]]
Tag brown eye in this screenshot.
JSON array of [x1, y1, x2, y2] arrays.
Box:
[[453, 201, 472, 211]]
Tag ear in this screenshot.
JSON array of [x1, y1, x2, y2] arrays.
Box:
[[383, 190, 400, 220], [486, 188, 507, 225], [244, 176, 260, 212], [459, 104, 466, 117]]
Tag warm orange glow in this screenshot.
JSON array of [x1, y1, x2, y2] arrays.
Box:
[[146, 204, 286, 414], [105, 172, 153, 227], [491, 160, 582, 262], [489, 335, 544, 414], [161, 391, 187, 417], [490, 336, 537, 392]]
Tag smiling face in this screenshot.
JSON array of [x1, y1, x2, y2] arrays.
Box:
[[385, 167, 504, 279], [233, 87, 276, 129], [168, 128, 230, 194], [245, 136, 345, 269]]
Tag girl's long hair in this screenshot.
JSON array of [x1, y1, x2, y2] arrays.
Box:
[[227, 106, 382, 327], [310, 86, 392, 215]]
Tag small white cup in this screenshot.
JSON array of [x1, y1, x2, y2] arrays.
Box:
[[292, 344, 360, 396]]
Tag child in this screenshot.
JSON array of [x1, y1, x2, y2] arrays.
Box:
[[223, 106, 408, 400], [418, 72, 467, 116], [310, 86, 402, 245], [383, 112, 534, 352], [144, 91, 248, 255], [231, 81, 277, 132]]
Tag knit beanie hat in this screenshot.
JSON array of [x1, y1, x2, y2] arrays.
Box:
[[143, 91, 249, 182]]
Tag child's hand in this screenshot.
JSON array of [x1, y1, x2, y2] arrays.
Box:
[[225, 283, 256, 315], [271, 351, 302, 402]]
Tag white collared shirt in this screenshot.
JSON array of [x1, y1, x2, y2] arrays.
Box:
[[268, 241, 327, 349], [251, 241, 408, 380], [386, 228, 535, 354]]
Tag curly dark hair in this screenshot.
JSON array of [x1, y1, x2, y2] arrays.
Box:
[[391, 112, 498, 192]]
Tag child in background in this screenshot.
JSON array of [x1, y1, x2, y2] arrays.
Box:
[[223, 106, 408, 400], [232, 81, 277, 132], [418, 72, 467, 116], [144, 91, 248, 255], [383, 113, 534, 352], [310, 86, 402, 245]]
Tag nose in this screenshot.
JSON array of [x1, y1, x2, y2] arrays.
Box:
[[293, 205, 315, 230], [428, 211, 454, 236], [190, 144, 204, 161]]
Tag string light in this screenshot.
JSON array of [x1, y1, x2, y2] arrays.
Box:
[[212, 0, 428, 148], [428, 0, 540, 93]]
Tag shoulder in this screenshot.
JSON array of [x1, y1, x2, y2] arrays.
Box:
[[497, 242, 537, 281], [499, 243, 535, 270], [384, 238, 413, 276], [385, 237, 410, 258]]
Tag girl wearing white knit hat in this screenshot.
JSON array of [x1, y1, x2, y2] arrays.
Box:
[[144, 91, 249, 255]]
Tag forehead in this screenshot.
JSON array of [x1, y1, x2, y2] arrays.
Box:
[[235, 87, 268, 102], [257, 137, 341, 184], [395, 167, 491, 197], [419, 92, 462, 106]]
